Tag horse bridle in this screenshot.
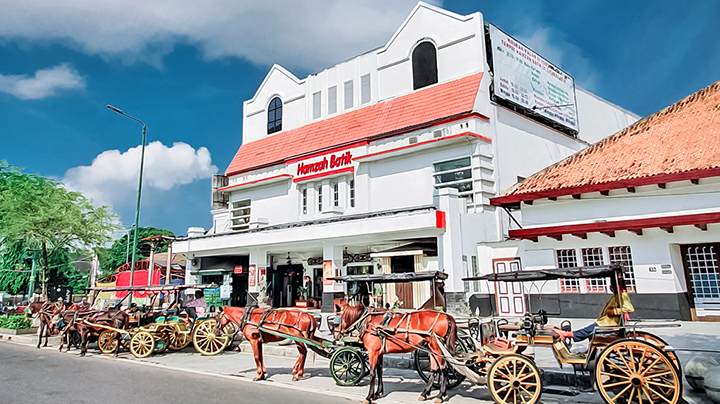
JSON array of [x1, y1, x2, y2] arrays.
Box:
[[336, 306, 370, 338]]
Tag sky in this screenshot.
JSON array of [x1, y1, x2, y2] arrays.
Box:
[[2, 1, 719, 238]]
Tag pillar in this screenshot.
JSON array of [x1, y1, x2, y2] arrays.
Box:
[[321, 244, 344, 312], [434, 187, 469, 315]]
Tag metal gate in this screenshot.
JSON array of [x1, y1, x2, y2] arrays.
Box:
[[681, 243, 720, 314]]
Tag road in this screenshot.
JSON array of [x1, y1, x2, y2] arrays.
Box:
[[0, 343, 352, 404]]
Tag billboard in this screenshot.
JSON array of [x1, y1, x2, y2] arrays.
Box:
[[488, 24, 579, 132]]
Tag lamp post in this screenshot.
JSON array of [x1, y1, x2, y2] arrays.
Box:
[[107, 104, 146, 306]]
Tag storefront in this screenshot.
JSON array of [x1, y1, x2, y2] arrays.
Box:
[[173, 3, 637, 313]]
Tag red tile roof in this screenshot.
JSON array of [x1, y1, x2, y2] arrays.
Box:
[[226, 73, 484, 175], [492, 80, 720, 205]]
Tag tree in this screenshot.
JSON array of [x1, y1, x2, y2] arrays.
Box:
[[97, 227, 175, 275], [0, 162, 119, 297]]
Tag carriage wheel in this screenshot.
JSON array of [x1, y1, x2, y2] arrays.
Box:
[[414, 338, 468, 389], [129, 331, 155, 358], [331, 347, 366, 386], [488, 354, 542, 404], [193, 319, 230, 356], [222, 323, 236, 350], [631, 331, 681, 372], [168, 332, 192, 351], [98, 330, 119, 354], [596, 339, 681, 404]]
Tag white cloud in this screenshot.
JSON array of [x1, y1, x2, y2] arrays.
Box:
[[0, 64, 85, 100], [62, 141, 218, 207], [0, 0, 438, 71]]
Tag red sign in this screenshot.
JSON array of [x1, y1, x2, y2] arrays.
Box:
[[248, 265, 257, 287], [323, 261, 333, 286], [297, 151, 352, 176], [234, 265, 243, 274]]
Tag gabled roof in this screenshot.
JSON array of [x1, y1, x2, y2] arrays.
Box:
[[226, 73, 484, 176], [492, 80, 720, 206]]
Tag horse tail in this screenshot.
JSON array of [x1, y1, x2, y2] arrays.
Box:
[[444, 314, 457, 354]]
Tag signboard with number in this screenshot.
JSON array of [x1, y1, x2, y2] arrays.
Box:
[[488, 24, 578, 132]]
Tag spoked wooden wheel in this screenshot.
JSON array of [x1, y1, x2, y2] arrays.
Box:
[[129, 331, 155, 358], [631, 331, 681, 371], [98, 330, 119, 354], [169, 332, 192, 351], [488, 354, 542, 404], [330, 347, 366, 386], [193, 319, 230, 356], [415, 339, 468, 389], [596, 339, 681, 404]]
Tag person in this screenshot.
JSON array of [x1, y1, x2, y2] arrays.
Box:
[[554, 273, 634, 342], [77, 297, 90, 311], [184, 290, 207, 320]]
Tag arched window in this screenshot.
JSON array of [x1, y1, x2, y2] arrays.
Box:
[[412, 42, 438, 90], [267, 97, 282, 134]]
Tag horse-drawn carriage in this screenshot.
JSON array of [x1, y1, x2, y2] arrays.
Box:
[[83, 283, 234, 358], [458, 264, 682, 404]]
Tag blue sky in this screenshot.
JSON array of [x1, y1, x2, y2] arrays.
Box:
[[1, 1, 719, 238]]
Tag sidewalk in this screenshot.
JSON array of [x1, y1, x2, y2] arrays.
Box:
[[2, 319, 717, 404]]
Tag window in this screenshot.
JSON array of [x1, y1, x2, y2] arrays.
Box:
[[333, 182, 339, 207], [230, 199, 251, 230], [412, 42, 438, 90], [609, 246, 637, 293], [317, 186, 323, 212], [582, 247, 607, 293], [312, 91, 321, 119], [344, 80, 353, 110], [349, 179, 355, 208], [556, 249, 580, 292], [433, 157, 473, 203], [301, 187, 307, 215], [328, 86, 337, 114], [267, 97, 282, 134], [361, 74, 371, 104], [472, 256, 480, 292]]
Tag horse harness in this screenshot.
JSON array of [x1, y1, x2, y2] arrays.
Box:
[[237, 307, 313, 343], [372, 310, 445, 354]]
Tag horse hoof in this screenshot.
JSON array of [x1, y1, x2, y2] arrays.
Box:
[[253, 374, 265, 381], [292, 375, 299, 381], [418, 397, 427, 402], [434, 399, 443, 404], [372, 394, 381, 400], [362, 400, 371, 404]]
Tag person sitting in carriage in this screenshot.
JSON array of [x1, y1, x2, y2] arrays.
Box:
[[554, 272, 634, 342], [184, 290, 207, 320]]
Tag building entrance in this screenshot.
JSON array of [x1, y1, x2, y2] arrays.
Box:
[[391, 256, 414, 308], [231, 273, 248, 307], [272, 264, 304, 307]]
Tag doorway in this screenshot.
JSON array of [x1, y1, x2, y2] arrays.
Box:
[[231, 273, 248, 307], [272, 264, 304, 307], [493, 258, 526, 316], [391, 256, 414, 308]]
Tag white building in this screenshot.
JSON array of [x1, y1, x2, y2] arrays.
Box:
[[172, 3, 638, 313], [487, 80, 720, 321]]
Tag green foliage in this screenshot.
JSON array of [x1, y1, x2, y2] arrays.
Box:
[[0, 241, 31, 294], [0, 315, 33, 330], [98, 227, 175, 274], [0, 161, 119, 295]]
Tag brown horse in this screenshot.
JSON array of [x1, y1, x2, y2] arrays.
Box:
[[218, 306, 325, 381], [334, 303, 457, 404], [75, 308, 129, 356], [53, 309, 101, 353], [27, 301, 65, 348]]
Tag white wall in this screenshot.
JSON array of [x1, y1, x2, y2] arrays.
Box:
[[576, 87, 641, 144]]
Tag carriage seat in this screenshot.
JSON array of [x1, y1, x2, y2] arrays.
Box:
[[482, 338, 519, 355]]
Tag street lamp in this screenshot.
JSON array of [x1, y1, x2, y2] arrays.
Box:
[[107, 104, 147, 306]]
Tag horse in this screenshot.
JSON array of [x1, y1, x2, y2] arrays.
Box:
[[28, 301, 65, 348], [75, 308, 129, 356], [334, 302, 457, 404], [218, 306, 325, 381], [52, 309, 101, 353]]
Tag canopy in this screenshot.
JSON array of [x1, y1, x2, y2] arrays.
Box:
[[115, 270, 162, 298], [329, 270, 448, 284], [463, 264, 622, 283]]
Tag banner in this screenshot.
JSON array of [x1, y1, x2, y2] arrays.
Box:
[[488, 24, 578, 132]]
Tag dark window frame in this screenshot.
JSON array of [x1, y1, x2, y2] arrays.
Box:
[[267, 97, 283, 134], [412, 42, 438, 90]]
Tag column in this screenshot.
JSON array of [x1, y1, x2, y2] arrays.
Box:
[[321, 244, 344, 312], [249, 249, 268, 306], [434, 187, 469, 315]]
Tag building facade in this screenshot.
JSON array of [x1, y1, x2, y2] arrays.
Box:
[[172, 3, 638, 313], [485, 80, 720, 321]]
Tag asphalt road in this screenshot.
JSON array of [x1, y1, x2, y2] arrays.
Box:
[[0, 343, 353, 404]]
